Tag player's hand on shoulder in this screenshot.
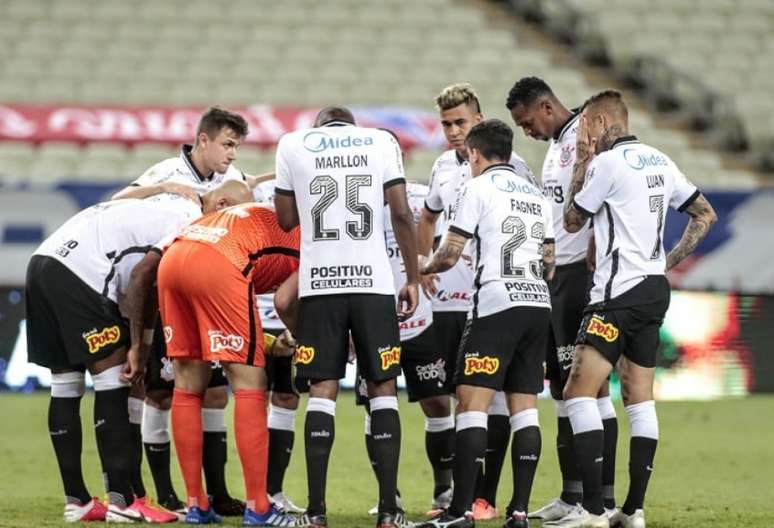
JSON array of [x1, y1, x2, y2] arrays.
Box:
[[161, 182, 200, 203], [397, 282, 419, 321]]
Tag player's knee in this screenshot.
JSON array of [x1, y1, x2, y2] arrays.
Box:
[[203, 386, 229, 409], [90, 364, 130, 392], [50, 371, 86, 398], [272, 391, 300, 410], [419, 395, 451, 418], [366, 378, 397, 398], [145, 390, 173, 410]]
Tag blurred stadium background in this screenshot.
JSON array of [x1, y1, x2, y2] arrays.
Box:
[[2, 0, 773, 397]]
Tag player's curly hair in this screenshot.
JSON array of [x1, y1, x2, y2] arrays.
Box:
[[505, 76, 554, 110], [196, 106, 249, 141], [435, 83, 481, 113]]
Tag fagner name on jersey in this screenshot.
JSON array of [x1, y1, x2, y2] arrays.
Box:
[[315, 154, 368, 170], [510, 199, 542, 216], [310, 264, 374, 290]]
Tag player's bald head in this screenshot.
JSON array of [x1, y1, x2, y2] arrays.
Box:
[[314, 106, 356, 127], [202, 180, 253, 213], [582, 90, 628, 127]]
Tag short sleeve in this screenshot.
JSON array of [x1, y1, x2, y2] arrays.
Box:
[[424, 158, 444, 214], [669, 167, 700, 212], [448, 181, 481, 239], [573, 157, 614, 216], [382, 131, 406, 189], [274, 135, 294, 196]]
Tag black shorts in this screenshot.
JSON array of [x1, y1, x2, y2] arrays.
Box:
[[264, 327, 309, 395], [26, 256, 129, 370], [144, 317, 229, 392], [456, 306, 550, 394], [576, 275, 670, 368], [400, 325, 450, 402], [545, 261, 591, 390], [431, 311, 468, 393], [295, 294, 401, 382]]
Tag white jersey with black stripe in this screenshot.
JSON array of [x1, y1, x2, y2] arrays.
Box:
[[33, 194, 202, 304], [275, 124, 405, 298], [574, 136, 699, 304], [252, 179, 286, 330], [449, 164, 554, 318], [425, 149, 537, 312]]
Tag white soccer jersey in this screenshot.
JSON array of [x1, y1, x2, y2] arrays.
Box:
[[574, 136, 699, 304], [132, 144, 245, 193], [252, 180, 286, 330], [275, 123, 404, 298], [385, 183, 433, 341], [34, 194, 202, 305], [450, 164, 554, 318], [541, 112, 592, 266], [425, 150, 536, 312]]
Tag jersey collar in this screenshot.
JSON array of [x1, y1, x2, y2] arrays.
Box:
[[553, 110, 581, 141], [181, 144, 214, 182], [322, 121, 353, 127], [611, 135, 639, 149], [454, 150, 467, 165], [481, 162, 516, 176]]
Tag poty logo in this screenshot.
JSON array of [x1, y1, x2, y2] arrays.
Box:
[[208, 331, 245, 353], [302, 130, 374, 153], [464, 355, 500, 376], [586, 316, 619, 343], [623, 149, 668, 171], [163, 325, 173, 344], [379, 346, 401, 370], [83, 326, 121, 354], [296, 345, 315, 365]]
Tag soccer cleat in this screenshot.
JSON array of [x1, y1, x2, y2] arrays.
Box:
[[135, 497, 181, 523], [608, 509, 645, 528], [369, 495, 403, 515], [243, 504, 297, 526], [269, 492, 305, 514], [430, 488, 453, 512], [416, 510, 474, 528], [211, 496, 246, 517], [543, 505, 609, 527], [159, 494, 187, 521], [503, 510, 528, 528], [64, 497, 108, 522], [376, 509, 414, 528], [471, 498, 497, 521], [106, 503, 144, 523], [295, 512, 328, 527], [528, 498, 577, 521], [185, 506, 223, 524]]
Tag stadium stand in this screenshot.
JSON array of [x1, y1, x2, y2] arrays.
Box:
[[0, 0, 763, 187]]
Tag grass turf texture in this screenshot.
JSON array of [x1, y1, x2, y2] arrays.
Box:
[[0, 393, 771, 527]]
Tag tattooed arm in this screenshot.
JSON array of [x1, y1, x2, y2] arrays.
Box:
[[666, 194, 717, 270], [563, 115, 595, 233], [421, 230, 468, 275]]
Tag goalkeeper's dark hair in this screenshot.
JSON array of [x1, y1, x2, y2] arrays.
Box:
[[465, 119, 513, 162], [505, 77, 555, 110], [196, 106, 249, 141]]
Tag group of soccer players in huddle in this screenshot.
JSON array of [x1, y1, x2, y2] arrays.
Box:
[[26, 77, 717, 528]]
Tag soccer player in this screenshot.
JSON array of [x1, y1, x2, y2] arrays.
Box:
[[26, 182, 250, 523], [130, 201, 301, 526], [419, 119, 554, 528], [547, 90, 717, 528], [113, 106, 251, 516], [274, 106, 419, 528], [506, 77, 619, 520], [418, 83, 538, 521]]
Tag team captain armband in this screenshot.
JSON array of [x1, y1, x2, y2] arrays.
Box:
[[263, 332, 277, 355]]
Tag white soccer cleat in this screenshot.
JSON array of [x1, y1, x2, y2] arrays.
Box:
[[106, 503, 143, 523], [269, 492, 305, 514], [431, 488, 453, 511], [64, 498, 108, 523], [609, 508, 645, 528], [528, 498, 577, 520], [543, 504, 610, 527]]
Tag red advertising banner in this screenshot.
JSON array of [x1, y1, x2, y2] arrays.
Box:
[[0, 104, 447, 151]]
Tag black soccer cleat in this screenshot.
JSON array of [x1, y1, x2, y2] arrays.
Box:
[[503, 510, 529, 528], [210, 495, 246, 516], [417, 510, 475, 528], [296, 512, 328, 527], [376, 509, 413, 528]]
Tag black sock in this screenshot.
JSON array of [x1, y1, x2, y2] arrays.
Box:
[[370, 407, 401, 514], [481, 414, 510, 506], [267, 428, 294, 495], [622, 436, 657, 515], [573, 430, 605, 515], [202, 431, 229, 501], [144, 441, 177, 502], [305, 410, 335, 515], [129, 423, 146, 498], [49, 396, 91, 504], [507, 425, 541, 515], [94, 387, 133, 507], [449, 426, 487, 517], [425, 428, 454, 497], [602, 417, 619, 510], [557, 416, 583, 505], [365, 431, 379, 480]]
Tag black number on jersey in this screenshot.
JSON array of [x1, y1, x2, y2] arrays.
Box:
[[649, 194, 665, 260], [55, 239, 79, 258], [310, 174, 374, 241], [501, 216, 527, 278], [530, 222, 545, 279], [311, 175, 339, 240]]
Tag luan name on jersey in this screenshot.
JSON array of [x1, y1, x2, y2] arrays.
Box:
[[132, 144, 245, 193], [34, 194, 202, 305], [425, 149, 537, 312], [449, 164, 554, 319], [540, 112, 592, 266], [275, 124, 404, 298], [574, 136, 699, 304], [384, 183, 433, 341]]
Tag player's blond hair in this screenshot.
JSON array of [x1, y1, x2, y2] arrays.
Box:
[[435, 83, 481, 113]]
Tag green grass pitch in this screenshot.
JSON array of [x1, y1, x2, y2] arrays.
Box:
[[1, 392, 772, 527]]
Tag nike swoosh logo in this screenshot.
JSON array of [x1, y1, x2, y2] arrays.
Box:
[[110, 508, 142, 521]]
